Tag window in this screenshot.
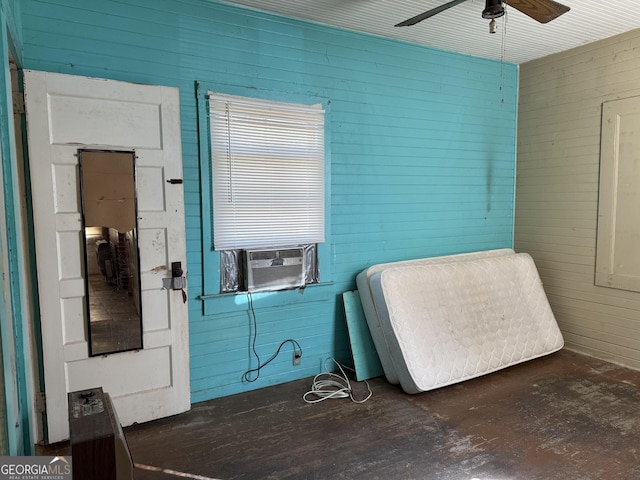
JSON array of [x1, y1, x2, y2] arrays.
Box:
[[208, 92, 326, 292]]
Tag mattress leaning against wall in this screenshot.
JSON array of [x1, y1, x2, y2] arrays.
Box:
[[360, 251, 564, 394], [355, 248, 516, 384]]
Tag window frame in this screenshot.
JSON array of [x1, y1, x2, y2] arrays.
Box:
[[196, 82, 332, 309]]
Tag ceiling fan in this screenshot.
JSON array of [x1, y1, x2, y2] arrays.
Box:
[[395, 0, 570, 32]]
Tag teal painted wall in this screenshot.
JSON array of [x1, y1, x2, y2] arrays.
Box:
[[21, 0, 518, 403], [0, 0, 31, 454], [1, 0, 20, 54]]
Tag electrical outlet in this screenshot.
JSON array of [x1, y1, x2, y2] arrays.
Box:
[[293, 351, 302, 366]]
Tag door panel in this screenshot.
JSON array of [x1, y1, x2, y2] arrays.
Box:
[[597, 96, 640, 292], [24, 70, 190, 443]]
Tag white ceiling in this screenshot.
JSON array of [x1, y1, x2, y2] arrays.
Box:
[[220, 0, 640, 64]]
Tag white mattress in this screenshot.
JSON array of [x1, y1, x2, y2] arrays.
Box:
[[356, 249, 515, 384], [367, 252, 564, 394]]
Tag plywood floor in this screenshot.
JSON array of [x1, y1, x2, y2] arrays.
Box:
[[41, 349, 640, 479]]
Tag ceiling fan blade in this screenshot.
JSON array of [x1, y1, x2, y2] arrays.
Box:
[[505, 0, 570, 24], [395, 0, 470, 27]]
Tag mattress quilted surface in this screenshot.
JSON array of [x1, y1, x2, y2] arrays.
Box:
[[370, 253, 564, 394], [356, 249, 515, 384]]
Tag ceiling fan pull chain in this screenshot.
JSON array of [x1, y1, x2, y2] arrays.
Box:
[[500, 7, 508, 103]]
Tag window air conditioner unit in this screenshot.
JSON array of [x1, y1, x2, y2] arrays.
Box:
[[245, 247, 305, 292]]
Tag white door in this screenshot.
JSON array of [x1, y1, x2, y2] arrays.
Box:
[[596, 96, 640, 292], [24, 70, 190, 443]]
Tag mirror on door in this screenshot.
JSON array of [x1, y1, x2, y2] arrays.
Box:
[[79, 150, 143, 356]]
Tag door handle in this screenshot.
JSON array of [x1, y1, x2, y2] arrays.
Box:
[[162, 261, 187, 292]]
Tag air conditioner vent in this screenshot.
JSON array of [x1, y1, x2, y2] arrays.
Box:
[[245, 247, 305, 292]]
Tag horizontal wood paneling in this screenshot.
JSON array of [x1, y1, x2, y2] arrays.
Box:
[[22, 0, 518, 402], [516, 28, 640, 371]]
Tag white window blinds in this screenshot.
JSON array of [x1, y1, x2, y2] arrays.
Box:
[[209, 92, 325, 251]]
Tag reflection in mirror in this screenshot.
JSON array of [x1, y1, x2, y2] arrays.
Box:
[[79, 150, 143, 356]]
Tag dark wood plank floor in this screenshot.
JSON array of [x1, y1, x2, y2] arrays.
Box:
[[88, 273, 142, 355], [40, 349, 640, 479], [119, 349, 640, 480]]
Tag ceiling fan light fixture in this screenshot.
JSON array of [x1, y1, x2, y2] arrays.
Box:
[[489, 18, 498, 34], [482, 0, 505, 19]]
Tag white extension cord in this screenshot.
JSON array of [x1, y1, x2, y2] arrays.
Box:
[[303, 358, 372, 404]]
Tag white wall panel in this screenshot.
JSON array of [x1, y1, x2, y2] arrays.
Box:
[[516, 29, 640, 370]]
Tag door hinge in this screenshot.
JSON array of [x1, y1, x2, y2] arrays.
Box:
[[12, 90, 24, 115], [35, 391, 46, 414]]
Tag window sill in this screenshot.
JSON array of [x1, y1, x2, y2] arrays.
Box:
[[198, 282, 335, 316]]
